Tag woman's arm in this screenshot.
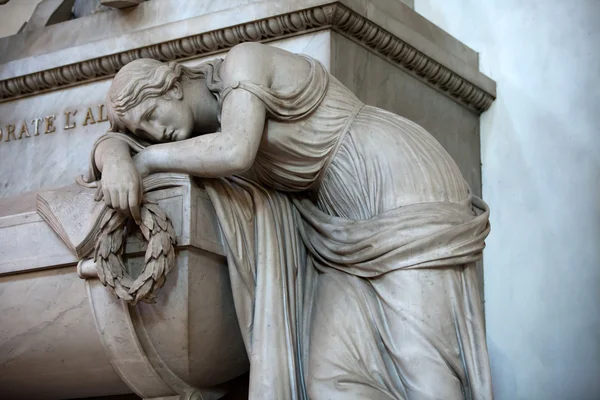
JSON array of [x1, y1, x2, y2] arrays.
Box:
[[95, 137, 143, 223], [136, 91, 266, 177], [94, 136, 132, 173], [135, 43, 270, 178], [97, 43, 270, 220]]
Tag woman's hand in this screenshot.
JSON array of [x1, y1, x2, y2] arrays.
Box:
[[98, 155, 143, 224]]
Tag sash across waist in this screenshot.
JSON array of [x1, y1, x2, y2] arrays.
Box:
[[293, 195, 490, 277]]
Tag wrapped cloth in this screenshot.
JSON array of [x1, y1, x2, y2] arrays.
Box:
[[87, 53, 492, 399]]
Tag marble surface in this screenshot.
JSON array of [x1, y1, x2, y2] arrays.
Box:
[[0, 0, 299, 76], [24, 0, 74, 32], [342, 0, 480, 70], [331, 31, 482, 196], [0, 80, 111, 198], [0, 0, 492, 99], [0, 266, 131, 399], [0, 207, 77, 275], [0, 0, 254, 64], [0, 4, 495, 395], [0, 1, 497, 397], [0, 179, 247, 399], [88, 39, 492, 398], [0, 32, 330, 199]]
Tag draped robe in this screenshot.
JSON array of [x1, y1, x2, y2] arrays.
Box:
[[88, 54, 493, 399]]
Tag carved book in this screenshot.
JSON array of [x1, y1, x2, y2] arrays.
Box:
[[37, 184, 107, 258], [36, 173, 191, 258]]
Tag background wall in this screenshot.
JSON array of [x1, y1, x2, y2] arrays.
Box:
[[414, 1, 600, 399]]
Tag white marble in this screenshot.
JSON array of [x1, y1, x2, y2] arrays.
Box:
[[0, 0, 491, 99], [0, 266, 131, 399], [0, 0, 320, 78], [0, 81, 111, 198], [0, 180, 247, 398], [0, 1, 498, 397], [88, 39, 491, 398], [0, 31, 331, 199], [0, 0, 255, 64], [331, 32, 482, 196], [0, 0, 40, 39], [342, 0, 480, 69]]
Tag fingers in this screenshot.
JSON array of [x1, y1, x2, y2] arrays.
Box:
[[94, 181, 104, 201], [97, 166, 142, 221], [101, 186, 137, 221], [111, 189, 120, 213], [119, 189, 130, 216], [129, 187, 141, 224], [103, 187, 113, 209]]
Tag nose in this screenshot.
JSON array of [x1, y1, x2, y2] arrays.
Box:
[[142, 121, 165, 140]]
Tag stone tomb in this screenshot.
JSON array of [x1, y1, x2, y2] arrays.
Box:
[[0, 1, 495, 398], [0, 176, 246, 399]]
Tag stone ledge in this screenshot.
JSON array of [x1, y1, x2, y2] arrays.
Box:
[[0, 1, 496, 113], [0, 177, 224, 276], [0, 0, 476, 68]]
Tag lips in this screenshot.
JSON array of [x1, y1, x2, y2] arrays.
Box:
[[163, 129, 175, 141]]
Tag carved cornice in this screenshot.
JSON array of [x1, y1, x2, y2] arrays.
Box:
[[0, 3, 495, 113], [330, 6, 495, 112]]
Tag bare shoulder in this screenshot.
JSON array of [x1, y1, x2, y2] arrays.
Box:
[[221, 43, 274, 86], [227, 42, 271, 58], [221, 43, 310, 90]]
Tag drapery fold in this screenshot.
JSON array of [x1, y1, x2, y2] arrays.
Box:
[[204, 177, 317, 400], [203, 177, 490, 399], [86, 50, 492, 398], [86, 120, 492, 398], [293, 195, 489, 277]]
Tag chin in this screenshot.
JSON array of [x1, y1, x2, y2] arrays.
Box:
[[174, 130, 192, 141]]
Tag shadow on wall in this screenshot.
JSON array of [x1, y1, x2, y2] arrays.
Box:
[[486, 338, 517, 400], [415, 0, 600, 399]]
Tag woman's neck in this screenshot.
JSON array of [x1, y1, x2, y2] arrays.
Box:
[[181, 78, 220, 134]]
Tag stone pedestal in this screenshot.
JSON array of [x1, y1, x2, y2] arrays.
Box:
[[0, 177, 247, 399], [0, 1, 495, 398]]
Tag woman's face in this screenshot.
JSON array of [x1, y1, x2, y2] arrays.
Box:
[[121, 89, 194, 143]]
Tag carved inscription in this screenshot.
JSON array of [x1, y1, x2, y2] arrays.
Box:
[[83, 108, 96, 126], [0, 104, 109, 143], [4, 124, 16, 142], [55, 194, 88, 237], [32, 118, 43, 136], [64, 111, 77, 130], [18, 122, 30, 139], [44, 115, 56, 134]]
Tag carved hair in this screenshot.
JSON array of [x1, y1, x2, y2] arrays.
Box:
[[106, 58, 224, 132]]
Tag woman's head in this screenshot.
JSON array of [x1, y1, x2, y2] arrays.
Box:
[[106, 58, 223, 143]]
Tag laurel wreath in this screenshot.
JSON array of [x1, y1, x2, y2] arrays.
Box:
[[93, 202, 177, 305]]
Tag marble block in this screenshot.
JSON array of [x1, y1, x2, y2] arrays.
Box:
[[0, 178, 247, 399]]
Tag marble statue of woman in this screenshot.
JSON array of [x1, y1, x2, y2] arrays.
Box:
[[88, 42, 493, 400]]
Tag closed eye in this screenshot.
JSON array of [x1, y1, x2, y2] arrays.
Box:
[[140, 105, 157, 122]]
